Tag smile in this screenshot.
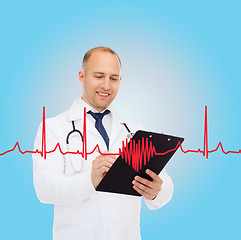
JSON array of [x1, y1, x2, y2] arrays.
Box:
[[97, 92, 110, 97]]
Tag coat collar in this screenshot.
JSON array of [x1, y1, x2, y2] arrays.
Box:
[[67, 97, 113, 122], [67, 98, 125, 149]]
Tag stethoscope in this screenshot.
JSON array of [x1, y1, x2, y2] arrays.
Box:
[[66, 121, 134, 145], [65, 120, 134, 173]]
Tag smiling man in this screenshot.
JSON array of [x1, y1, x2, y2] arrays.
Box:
[[33, 47, 174, 240]]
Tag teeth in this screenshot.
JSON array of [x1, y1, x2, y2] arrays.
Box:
[[98, 92, 109, 96]]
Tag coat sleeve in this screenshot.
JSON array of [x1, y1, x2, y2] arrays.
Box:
[[144, 168, 174, 210], [32, 121, 96, 205]]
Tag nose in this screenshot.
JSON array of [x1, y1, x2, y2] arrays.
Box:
[[102, 77, 110, 91]]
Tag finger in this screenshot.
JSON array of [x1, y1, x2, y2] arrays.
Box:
[[133, 185, 154, 200], [145, 169, 161, 182], [96, 157, 115, 164], [95, 152, 112, 161], [101, 153, 117, 162], [95, 160, 113, 169], [134, 176, 153, 188], [107, 154, 118, 160], [102, 151, 118, 160], [95, 155, 116, 165], [104, 156, 116, 165], [133, 178, 162, 195], [132, 180, 155, 196], [98, 166, 110, 174]]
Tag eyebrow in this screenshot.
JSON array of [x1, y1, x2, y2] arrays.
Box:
[[93, 72, 119, 77], [93, 72, 104, 75]]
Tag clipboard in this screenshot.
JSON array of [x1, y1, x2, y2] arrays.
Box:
[[96, 130, 184, 196]]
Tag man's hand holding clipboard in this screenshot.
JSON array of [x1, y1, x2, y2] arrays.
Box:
[[96, 130, 184, 197]]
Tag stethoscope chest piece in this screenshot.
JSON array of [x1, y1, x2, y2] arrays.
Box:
[[127, 132, 134, 139], [122, 123, 134, 139]]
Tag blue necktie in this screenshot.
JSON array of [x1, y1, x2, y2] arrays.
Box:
[[88, 109, 110, 150]]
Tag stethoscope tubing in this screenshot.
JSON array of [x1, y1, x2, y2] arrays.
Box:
[[65, 120, 133, 173]]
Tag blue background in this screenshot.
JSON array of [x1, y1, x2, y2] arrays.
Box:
[[0, 0, 240, 239]]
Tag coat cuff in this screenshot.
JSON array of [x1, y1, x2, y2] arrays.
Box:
[[144, 174, 174, 210]]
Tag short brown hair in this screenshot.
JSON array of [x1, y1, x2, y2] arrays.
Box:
[[82, 46, 121, 71]]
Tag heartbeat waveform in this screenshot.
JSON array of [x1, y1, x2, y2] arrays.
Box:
[[0, 106, 240, 171]]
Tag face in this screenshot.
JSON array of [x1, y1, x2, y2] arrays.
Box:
[[79, 50, 121, 112]]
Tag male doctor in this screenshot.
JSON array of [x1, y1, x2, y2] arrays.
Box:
[[33, 47, 174, 240]]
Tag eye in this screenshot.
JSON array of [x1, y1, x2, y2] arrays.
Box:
[[111, 77, 119, 81], [95, 75, 103, 79]]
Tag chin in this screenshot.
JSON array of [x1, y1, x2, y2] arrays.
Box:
[[93, 103, 107, 111]]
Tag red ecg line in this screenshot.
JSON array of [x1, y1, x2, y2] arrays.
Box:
[[121, 137, 155, 172], [0, 106, 240, 171]]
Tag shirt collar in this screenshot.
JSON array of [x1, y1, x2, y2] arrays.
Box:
[[67, 97, 113, 121]]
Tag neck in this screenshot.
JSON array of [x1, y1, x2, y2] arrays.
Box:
[[81, 96, 106, 113]]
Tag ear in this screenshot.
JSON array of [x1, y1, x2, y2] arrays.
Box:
[[120, 76, 122, 81], [79, 70, 85, 84]]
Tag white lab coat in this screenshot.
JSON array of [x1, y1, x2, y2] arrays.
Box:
[[33, 98, 174, 240]]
